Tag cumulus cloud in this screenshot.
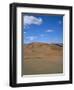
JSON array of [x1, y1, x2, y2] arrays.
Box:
[[23, 15, 42, 28], [46, 29, 54, 32]]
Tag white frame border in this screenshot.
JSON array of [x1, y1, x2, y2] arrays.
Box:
[[16, 7, 70, 83]]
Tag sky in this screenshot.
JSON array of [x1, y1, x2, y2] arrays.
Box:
[[22, 13, 63, 44]]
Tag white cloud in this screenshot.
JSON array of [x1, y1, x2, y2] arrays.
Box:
[[24, 32, 26, 33], [46, 29, 54, 32], [23, 15, 42, 28], [26, 36, 37, 41], [29, 37, 34, 41]]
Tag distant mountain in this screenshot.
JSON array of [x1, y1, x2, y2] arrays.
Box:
[[52, 43, 63, 47], [24, 42, 63, 47]]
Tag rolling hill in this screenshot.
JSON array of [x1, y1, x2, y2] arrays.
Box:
[[22, 42, 63, 75]]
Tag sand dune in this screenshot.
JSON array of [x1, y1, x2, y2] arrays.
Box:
[[22, 42, 63, 75]]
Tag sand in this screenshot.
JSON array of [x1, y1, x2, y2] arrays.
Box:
[[22, 42, 63, 75]]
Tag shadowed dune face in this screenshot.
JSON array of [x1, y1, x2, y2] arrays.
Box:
[[22, 42, 63, 75]]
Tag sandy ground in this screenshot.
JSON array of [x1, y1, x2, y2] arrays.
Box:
[[22, 43, 63, 75]]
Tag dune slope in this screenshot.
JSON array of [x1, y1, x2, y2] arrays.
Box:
[[22, 42, 63, 75]]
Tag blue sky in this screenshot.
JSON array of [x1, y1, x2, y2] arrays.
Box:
[[23, 14, 63, 44]]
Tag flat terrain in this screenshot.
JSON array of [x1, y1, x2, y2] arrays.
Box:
[[22, 42, 63, 75]]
